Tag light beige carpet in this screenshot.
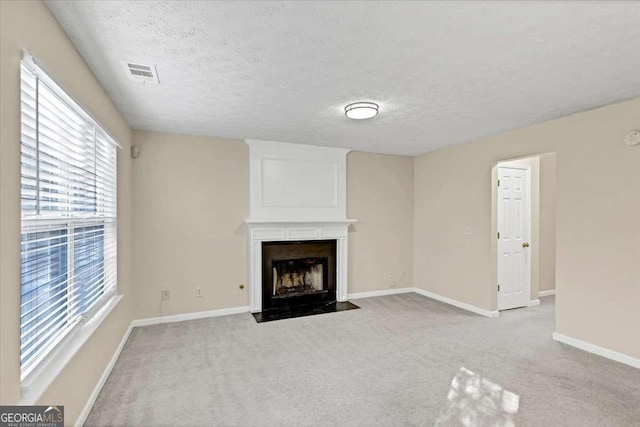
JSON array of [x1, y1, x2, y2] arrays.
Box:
[[86, 294, 640, 426]]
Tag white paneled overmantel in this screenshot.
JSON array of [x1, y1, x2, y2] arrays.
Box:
[[245, 140, 356, 312], [247, 139, 351, 222]]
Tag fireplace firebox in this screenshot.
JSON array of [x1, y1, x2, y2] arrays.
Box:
[[262, 240, 337, 310]]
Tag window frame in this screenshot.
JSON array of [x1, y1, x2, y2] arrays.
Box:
[[19, 50, 121, 391]]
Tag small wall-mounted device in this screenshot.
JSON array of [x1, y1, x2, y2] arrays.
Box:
[[131, 145, 141, 159], [624, 130, 640, 146]]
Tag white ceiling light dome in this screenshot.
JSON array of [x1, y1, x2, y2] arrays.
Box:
[[345, 102, 379, 120]]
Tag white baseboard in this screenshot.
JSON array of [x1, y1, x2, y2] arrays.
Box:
[[528, 299, 540, 307], [348, 287, 414, 300], [553, 332, 640, 370], [131, 306, 251, 327], [350, 287, 500, 318], [412, 288, 499, 318], [75, 323, 133, 427], [539, 290, 556, 297]]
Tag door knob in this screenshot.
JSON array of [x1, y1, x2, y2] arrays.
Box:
[[522, 242, 530, 248]]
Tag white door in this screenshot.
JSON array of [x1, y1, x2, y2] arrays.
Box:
[[497, 165, 531, 310]]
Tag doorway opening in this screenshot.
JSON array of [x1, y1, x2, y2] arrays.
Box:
[[496, 162, 531, 310], [492, 153, 557, 311]]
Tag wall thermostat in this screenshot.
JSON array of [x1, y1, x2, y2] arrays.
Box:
[[624, 130, 640, 146]]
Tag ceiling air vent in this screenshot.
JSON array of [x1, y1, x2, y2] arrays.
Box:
[[121, 61, 160, 84]]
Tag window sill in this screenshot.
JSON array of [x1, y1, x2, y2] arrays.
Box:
[[20, 294, 123, 405]]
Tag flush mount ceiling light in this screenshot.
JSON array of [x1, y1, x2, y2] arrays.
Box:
[[345, 102, 379, 120]]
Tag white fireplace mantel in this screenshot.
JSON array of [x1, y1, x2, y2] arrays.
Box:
[[245, 140, 356, 312], [245, 219, 356, 312]]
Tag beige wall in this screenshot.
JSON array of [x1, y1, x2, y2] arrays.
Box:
[[347, 152, 414, 293], [131, 131, 249, 318], [131, 134, 415, 316], [414, 97, 640, 358], [0, 1, 133, 424]]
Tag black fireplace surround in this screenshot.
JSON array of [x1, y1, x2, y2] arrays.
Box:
[[262, 240, 337, 310]]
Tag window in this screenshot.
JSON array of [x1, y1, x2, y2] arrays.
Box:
[[20, 59, 118, 379]]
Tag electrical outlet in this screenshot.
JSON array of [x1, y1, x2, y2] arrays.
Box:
[[196, 287, 203, 298], [161, 290, 170, 301], [401, 271, 406, 278], [390, 281, 396, 288], [388, 271, 393, 279]]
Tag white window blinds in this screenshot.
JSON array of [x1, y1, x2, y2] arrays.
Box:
[[20, 60, 118, 378]]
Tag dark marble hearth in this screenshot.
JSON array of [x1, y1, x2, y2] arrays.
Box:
[[252, 301, 359, 323]]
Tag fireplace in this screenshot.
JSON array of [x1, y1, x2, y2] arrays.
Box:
[[245, 139, 357, 315], [262, 240, 336, 310]]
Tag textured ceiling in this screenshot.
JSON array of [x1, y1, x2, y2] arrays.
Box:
[[45, 1, 640, 155]]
